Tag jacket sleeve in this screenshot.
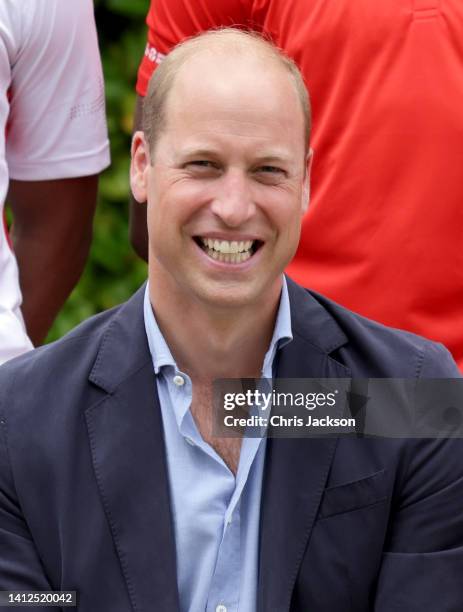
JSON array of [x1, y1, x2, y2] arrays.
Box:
[[375, 341, 463, 611], [0, 372, 55, 610]]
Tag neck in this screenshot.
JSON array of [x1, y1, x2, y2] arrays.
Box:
[[148, 275, 282, 383]]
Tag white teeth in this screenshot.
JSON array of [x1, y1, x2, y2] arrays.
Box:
[[203, 247, 253, 264], [199, 237, 255, 254], [198, 236, 258, 263]]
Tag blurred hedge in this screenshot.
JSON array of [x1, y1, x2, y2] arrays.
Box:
[[46, 0, 149, 342]]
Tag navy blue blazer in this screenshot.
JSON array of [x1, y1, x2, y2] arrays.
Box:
[[0, 278, 462, 611]]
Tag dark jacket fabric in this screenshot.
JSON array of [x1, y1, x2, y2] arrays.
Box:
[[0, 278, 462, 612]]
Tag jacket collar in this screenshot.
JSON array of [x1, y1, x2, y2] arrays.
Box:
[[285, 276, 348, 356], [88, 277, 349, 393], [88, 283, 151, 394]]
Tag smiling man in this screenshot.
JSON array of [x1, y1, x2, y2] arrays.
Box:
[[130, 31, 311, 478], [1, 29, 463, 612], [135, 30, 310, 308]]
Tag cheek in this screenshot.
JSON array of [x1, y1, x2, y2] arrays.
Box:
[[152, 179, 210, 225], [261, 190, 303, 233]]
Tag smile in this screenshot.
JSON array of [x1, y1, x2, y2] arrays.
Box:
[[195, 237, 262, 264]]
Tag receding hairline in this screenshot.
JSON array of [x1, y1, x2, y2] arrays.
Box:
[[143, 28, 311, 154]]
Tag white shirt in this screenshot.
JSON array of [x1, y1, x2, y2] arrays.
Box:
[[0, 0, 110, 364]]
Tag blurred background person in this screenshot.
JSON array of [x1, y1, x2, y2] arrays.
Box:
[[0, 0, 109, 364], [130, 0, 463, 371]]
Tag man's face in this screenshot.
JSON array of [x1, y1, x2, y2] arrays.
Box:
[[133, 51, 309, 310]]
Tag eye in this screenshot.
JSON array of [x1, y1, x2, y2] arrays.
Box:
[[258, 165, 283, 174], [183, 160, 221, 177], [185, 160, 220, 171], [254, 165, 287, 184], [188, 160, 215, 168]]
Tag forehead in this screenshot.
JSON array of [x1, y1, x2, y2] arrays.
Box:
[[161, 50, 306, 153]]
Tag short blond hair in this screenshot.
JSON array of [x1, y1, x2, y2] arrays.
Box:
[[143, 27, 311, 155]]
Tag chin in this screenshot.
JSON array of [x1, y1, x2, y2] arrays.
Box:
[[196, 288, 255, 310], [193, 278, 278, 311]]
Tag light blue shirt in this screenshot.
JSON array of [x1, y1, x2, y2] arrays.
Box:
[[143, 278, 292, 612]]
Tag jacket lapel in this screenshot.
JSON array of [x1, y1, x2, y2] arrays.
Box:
[[85, 286, 180, 612], [258, 278, 352, 612]]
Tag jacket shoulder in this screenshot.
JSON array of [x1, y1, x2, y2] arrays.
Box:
[[306, 289, 460, 378], [0, 303, 123, 414]]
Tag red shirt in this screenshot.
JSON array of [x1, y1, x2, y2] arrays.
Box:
[[137, 0, 463, 370]]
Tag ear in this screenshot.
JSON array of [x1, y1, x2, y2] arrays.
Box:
[[301, 148, 314, 215], [130, 131, 151, 203]]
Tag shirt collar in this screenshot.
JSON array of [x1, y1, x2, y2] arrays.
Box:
[[143, 276, 293, 377], [261, 276, 292, 378], [143, 285, 177, 374]]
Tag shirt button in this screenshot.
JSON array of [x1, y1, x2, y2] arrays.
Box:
[[216, 606, 227, 612], [185, 436, 195, 446], [173, 375, 185, 386]]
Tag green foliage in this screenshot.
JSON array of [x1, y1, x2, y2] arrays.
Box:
[[101, 0, 148, 19], [47, 1, 148, 342]]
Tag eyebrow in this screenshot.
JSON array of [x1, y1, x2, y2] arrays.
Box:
[[178, 147, 222, 159], [252, 153, 293, 165]]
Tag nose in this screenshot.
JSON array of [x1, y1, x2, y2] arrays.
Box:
[[210, 169, 256, 227]]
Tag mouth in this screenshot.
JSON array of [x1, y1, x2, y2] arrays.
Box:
[[194, 236, 263, 264]]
